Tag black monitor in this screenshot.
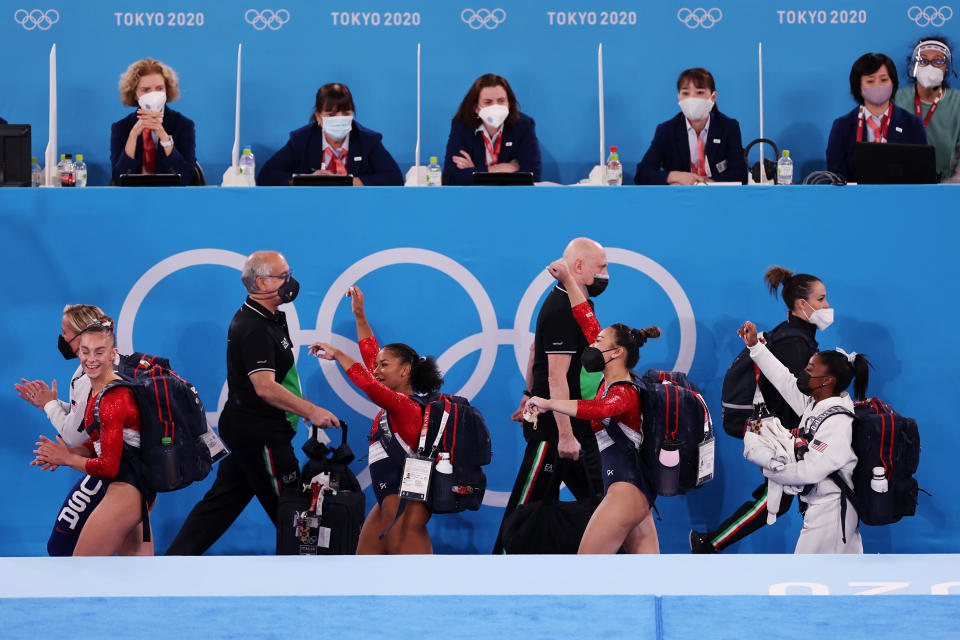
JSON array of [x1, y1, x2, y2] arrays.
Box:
[[0, 124, 31, 187], [118, 173, 182, 187], [472, 171, 535, 186], [854, 142, 937, 184], [291, 173, 354, 186]]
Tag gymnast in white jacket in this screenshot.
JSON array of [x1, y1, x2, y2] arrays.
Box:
[[737, 320, 872, 554]]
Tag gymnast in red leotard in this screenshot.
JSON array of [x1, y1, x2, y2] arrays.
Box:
[[526, 260, 662, 554], [311, 285, 443, 555], [32, 318, 154, 556]]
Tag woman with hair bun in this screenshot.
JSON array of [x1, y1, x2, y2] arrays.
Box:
[[691, 266, 831, 553], [110, 57, 197, 185], [310, 286, 442, 554], [525, 259, 661, 554], [737, 321, 870, 553]]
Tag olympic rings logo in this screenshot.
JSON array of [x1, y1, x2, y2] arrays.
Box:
[[677, 7, 723, 29], [117, 247, 696, 506], [907, 5, 953, 27], [244, 8, 290, 30], [461, 8, 506, 30], [13, 9, 59, 30]]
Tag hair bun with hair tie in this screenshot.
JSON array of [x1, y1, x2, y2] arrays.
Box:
[[419, 356, 426, 363], [631, 328, 647, 346]]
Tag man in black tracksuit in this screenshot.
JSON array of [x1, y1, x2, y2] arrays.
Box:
[[166, 250, 339, 555], [493, 237, 609, 554]]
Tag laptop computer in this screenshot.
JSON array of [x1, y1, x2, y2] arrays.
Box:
[[854, 142, 937, 184], [292, 174, 354, 186], [118, 173, 182, 186], [472, 171, 535, 186]]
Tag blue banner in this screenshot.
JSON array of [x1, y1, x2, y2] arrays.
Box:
[[1, 1, 957, 185], [1, 184, 957, 555]]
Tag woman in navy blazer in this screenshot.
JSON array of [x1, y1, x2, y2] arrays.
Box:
[[109, 58, 196, 186], [258, 83, 402, 186], [636, 68, 746, 185], [443, 74, 541, 185], [826, 53, 927, 181]]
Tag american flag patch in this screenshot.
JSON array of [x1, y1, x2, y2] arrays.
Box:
[[811, 439, 829, 453]]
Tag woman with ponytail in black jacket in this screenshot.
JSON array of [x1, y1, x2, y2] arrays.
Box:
[[692, 265, 832, 553], [526, 259, 661, 554], [311, 286, 443, 554]]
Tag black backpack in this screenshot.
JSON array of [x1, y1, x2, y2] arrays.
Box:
[[720, 324, 817, 438], [813, 399, 921, 529], [93, 353, 217, 542], [95, 355, 214, 494], [636, 370, 715, 496], [378, 393, 492, 514], [277, 422, 366, 555]]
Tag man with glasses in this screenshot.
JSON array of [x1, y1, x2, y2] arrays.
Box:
[[895, 37, 960, 181], [166, 250, 340, 555]]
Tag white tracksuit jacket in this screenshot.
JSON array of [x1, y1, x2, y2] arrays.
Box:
[[42, 364, 90, 447], [749, 342, 863, 554]]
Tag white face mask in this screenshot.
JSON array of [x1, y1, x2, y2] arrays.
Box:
[[322, 115, 353, 141], [138, 90, 166, 113], [679, 97, 714, 122], [916, 65, 945, 90], [478, 104, 509, 129], [801, 299, 834, 331]]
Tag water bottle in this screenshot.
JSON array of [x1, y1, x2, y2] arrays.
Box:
[[436, 452, 453, 474], [157, 436, 182, 489], [31, 157, 42, 187], [59, 153, 76, 187], [605, 146, 622, 186], [56, 153, 66, 187], [776, 150, 793, 185], [426, 156, 442, 186], [656, 438, 682, 497], [74, 154, 88, 187], [239, 146, 256, 185], [870, 466, 888, 493]]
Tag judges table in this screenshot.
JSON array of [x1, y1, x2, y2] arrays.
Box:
[[2, 184, 957, 557]]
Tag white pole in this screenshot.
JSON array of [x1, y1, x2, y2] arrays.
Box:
[[43, 43, 57, 186], [231, 43, 242, 169], [415, 42, 421, 183], [757, 41, 766, 184], [598, 43, 606, 184]]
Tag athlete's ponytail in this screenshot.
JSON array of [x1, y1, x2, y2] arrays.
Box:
[[819, 349, 872, 401], [383, 342, 444, 395]]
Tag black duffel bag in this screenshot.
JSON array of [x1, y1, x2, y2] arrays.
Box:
[[501, 460, 601, 554], [277, 421, 366, 555]]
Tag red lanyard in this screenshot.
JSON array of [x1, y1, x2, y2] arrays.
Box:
[[688, 122, 706, 177], [856, 103, 892, 143], [323, 147, 348, 175], [914, 87, 943, 128], [482, 129, 502, 165]]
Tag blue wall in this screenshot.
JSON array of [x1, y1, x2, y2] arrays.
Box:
[[1, 1, 957, 185], [2, 185, 958, 555]]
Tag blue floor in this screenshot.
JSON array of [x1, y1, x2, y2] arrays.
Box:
[[1, 595, 957, 639]]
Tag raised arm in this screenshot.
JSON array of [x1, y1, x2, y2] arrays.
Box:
[[739, 321, 810, 417]]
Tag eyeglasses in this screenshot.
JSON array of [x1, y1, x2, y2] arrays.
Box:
[[916, 57, 948, 68], [261, 271, 291, 280]]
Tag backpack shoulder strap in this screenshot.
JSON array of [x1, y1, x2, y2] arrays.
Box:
[[802, 406, 855, 439], [828, 469, 860, 544]]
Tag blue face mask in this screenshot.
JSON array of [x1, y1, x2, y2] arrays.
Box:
[[322, 115, 353, 141]]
